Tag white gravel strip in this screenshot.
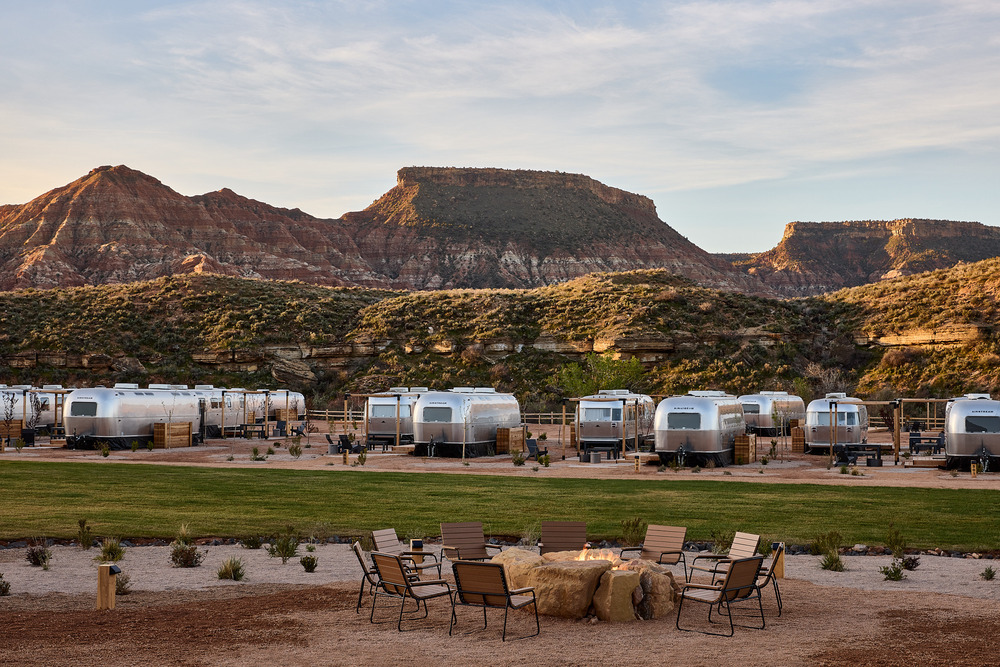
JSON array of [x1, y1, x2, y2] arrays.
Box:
[[2, 544, 999, 601]]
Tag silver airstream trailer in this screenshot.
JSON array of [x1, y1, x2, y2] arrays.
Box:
[[654, 391, 745, 466], [0, 385, 68, 438], [365, 387, 428, 447], [738, 391, 806, 436], [804, 393, 869, 453], [64, 384, 303, 448], [412, 387, 520, 457], [577, 390, 655, 454], [944, 394, 1000, 470]]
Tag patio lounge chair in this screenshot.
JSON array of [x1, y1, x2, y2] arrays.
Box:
[[372, 528, 442, 577], [538, 521, 588, 555], [370, 552, 454, 631], [525, 439, 548, 461], [619, 524, 688, 580], [757, 543, 784, 616], [352, 541, 386, 613], [676, 555, 765, 636], [440, 522, 503, 561], [687, 531, 760, 582], [450, 560, 540, 641]]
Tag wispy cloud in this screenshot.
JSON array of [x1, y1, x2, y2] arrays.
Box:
[[2, 1, 999, 250]]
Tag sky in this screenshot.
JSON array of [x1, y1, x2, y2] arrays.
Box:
[[2, 1, 999, 253]]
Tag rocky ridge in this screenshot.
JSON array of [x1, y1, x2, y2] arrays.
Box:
[[725, 218, 1000, 297], [0, 165, 770, 295]]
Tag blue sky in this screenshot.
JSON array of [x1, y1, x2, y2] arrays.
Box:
[[2, 1, 998, 252]]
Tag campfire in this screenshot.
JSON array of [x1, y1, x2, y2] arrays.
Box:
[[574, 546, 626, 570]]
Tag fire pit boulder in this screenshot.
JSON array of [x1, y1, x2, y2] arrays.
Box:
[[491, 548, 678, 622], [620, 560, 679, 619], [494, 549, 611, 618], [593, 569, 641, 622]]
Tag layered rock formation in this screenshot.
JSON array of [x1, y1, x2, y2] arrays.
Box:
[[343, 167, 768, 293], [724, 219, 1000, 297], [0, 165, 770, 295]]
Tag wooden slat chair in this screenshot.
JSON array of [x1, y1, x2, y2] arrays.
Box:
[[370, 552, 454, 631], [687, 531, 760, 582], [619, 524, 689, 580], [371, 528, 442, 577], [525, 439, 548, 461], [440, 522, 503, 561], [352, 541, 383, 613], [676, 555, 766, 636], [450, 561, 540, 641], [538, 521, 588, 555], [757, 543, 784, 616]]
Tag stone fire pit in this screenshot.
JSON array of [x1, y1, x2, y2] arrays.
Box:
[[492, 547, 680, 622]]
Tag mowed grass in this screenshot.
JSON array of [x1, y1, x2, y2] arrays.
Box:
[[1, 461, 998, 551]]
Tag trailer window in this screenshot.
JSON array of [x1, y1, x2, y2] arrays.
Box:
[[741, 404, 760, 414], [584, 408, 622, 421], [812, 412, 856, 426], [70, 401, 97, 417], [667, 413, 700, 429], [966, 416, 1000, 433], [371, 405, 397, 418], [423, 407, 452, 422]]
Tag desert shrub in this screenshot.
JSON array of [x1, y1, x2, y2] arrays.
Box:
[[266, 527, 299, 564], [520, 523, 541, 547], [981, 566, 996, 581], [147, 441, 154, 451], [250, 447, 266, 461], [0, 573, 10, 596], [96, 537, 126, 563], [839, 465, 849, 474], [26, 538, 52, 569], [170, 542, 205, 568], [115, 573, 132, 595], [620, 517, 647, 547], [812, 531, 843, 556], [288, 442, 303, 459], [880, 560, 906, 581], [240, 535, 264, 549], [539, 453, 551, 467], [511, 450, 525, 466], [131, 441, 139, 452], [100, 443, 110, 458], [885, 523, 906, 556], [77, 518, 93, 550], [821, 552, 845, 572], [266, 446, 275, 456], [217, 557, 246, 581], [174, 523, 193, 546], [356, 449, 367, 466], [901, 555, 921, 571], [300, 555, 319, 572], [710, 530, 734, 555]]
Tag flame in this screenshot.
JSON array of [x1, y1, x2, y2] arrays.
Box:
[[574, 547, 626, 570]]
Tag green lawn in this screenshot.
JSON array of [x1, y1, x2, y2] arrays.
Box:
[[1, 461, 997, 551]]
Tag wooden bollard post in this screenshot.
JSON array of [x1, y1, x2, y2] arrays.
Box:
[[97, 564, 121, 610]]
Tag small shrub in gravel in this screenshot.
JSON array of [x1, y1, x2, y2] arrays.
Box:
[[77, 519, 94, 550], [26, 538, 53, 569], [218, 557, 246, 581], [170, 543, 205, 568], [0, 573, 10, 596], [300, 555, 319, 573], [240, 535, 264, 549], [981, 566, 996, 581], [880, 560, 906, 581], [266, 528, 299, 564], [115, 573, 133, 595], [95, 537, 126, 563], [821, 552, 845, 572]]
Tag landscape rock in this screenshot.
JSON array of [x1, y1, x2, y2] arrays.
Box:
[[592, 569, 640, 622]]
